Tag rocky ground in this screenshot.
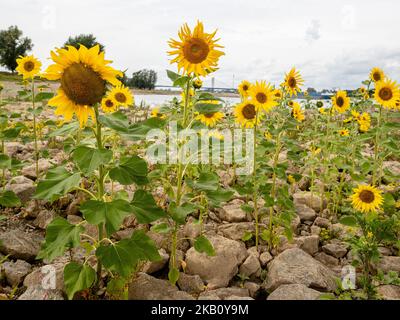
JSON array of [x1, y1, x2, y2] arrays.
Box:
[[0, 98, 400, 300]]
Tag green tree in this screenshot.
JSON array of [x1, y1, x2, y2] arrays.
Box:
[[129, 69, 157, 90], [64, 34, 105, 52], [0, 26, 33, 72]]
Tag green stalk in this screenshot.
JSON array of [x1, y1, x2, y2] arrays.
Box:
[[372, 106, 383, 185], [252, 115, 259, 251], [1, 140, 5, 192], [31, 79, 39, 178], [94, 105, 105, 285]]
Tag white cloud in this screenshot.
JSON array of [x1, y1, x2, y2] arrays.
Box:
[[1, 0, 399, 89]]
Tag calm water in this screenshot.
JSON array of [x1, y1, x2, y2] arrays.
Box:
[[134, 94, 241, 107]]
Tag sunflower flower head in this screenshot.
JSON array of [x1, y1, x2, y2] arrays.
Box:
[[151, 107, 167, 119], [193, 79, 203, 89], [351, 184, 383, 213], [234, 100, 261, 128], [195, 109, 224, 127], [168, 21, 224, 76], [238, 80, 252, 98], [249, 80, 277, 113], [101, 96, 118, 113], [332, 90, 350, 113], [369, 67, 385, 83], [374, 79, 400, 110], [108, 85, 134, 107], [283, 68, 304, 97], [338, 129, 349, 136], [44, 45, 122, 127], [16, 55, 42, 79], [291, 102, 305, 122]]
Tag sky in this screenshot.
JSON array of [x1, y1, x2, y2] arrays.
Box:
[[1, 0, 399, 90]]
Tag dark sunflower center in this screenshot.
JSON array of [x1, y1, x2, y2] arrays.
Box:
[[61, 63, 105, 105], [288, 101, 293, 106], [256, 92, 267, 104], [378, 87, 393, 101], [24, 61, 35, 72], [242, 104, 256, 119], [183, 38, 210, 64], [105, 99, 114, 108], [243, 85, 249, 91], [115, 92, 127, 103], [359, 190, 375, 203], [204, 112, 215, 118], [288, 77, 296, 88], [373, 72, 381, 81], [336, 96, 344, 107]]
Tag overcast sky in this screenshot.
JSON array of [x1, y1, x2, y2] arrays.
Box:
[[1, 0, 399, 90]]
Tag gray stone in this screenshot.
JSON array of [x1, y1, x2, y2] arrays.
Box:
[[0, 230, 43, 261], [33, 210, 56, 229], [198, 287, 249, 300], [185, 235, 248, 289], [243, 281, 261, 298], [382, 161, 400, 177], [128, 273, 194, 300], [322, 242, 348, 259], [21, 159, 52, 179], [218, 222, 254, 241], [293, 192, 326, 212], [314, 217, 331, 228], [217, 201, 247, 222], [265, 248, 337, 292], [177, 273, 205, 294], [1, 260, 32, 287], [24, 263, 65, 291], [295, 235, 319, 255], [267, 284, 322, 300], [259, 251, 273, 267], [377, 285, 400, 300], [239, 254, 261, 277], [377, 256, 400, 273], [5, 176, 35, 203], [142, 249, 169, 274], [183, 217, 201, 239], [314, 252, 339, 267], [18, 286, 64, 300], [295, 203, 317, 222]]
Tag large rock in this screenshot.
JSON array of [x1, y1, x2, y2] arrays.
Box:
[[377, 285, 400, 300], [21, 159, 52, 179], [5, 176, 35, 203], [293, 192, 326, 212], [216, 201, 248, 222], [18, 286, 64, 300], [198, 287, 249, 300], [177, 273, 205, 294], [1, 260, 32, 287], [128, 273, 194, 300], [218, 222, 254, 241], [33, 210, 56, 229], [382, 161, 400, 177], [322, 242, 348, 259], [267, 284, 322, 300], [294, 235, 319, 255], [295, 203, 317, 222], [185, 235, 248, 289], [0, 230, 43, 261], [377, 256, 400, 273], [239, 254, 261, 277], [24, 262, 66, 291], [265, 248, 337, 292]]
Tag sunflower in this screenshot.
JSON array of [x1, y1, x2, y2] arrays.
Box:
[[374, 79, 400, 109], [318, 107, 327, 115], [44, 45, 122, 127], [16, 55, 42, 79], [234, 101, 260, 128], [108, 85, 134, 107], [249, 81, 277, 113], [208, 130, 224, 140], [357, 112, 371, 132], [168, 21, 224, 76], [264, 131, 272, 140], [338, 129, 349, 136], [359, 87, 366, 94], [332, 90, 350, 113], [273, 89, 283, 100], [351, 185, 383, 213], [291, 102, 305, 122], [238, 80, 252, 98], [151, 107, 166, 119], [369, 67, 385, 83], [288, 100, 294, 107], [193, 79, 203, 89], [283, 68, 304, 96], [196, 111, 224, 127], [101, 96, 118, 113]]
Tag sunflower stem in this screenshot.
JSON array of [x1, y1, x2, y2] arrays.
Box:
[[252, 114, 259, 251], [372, 105, 383, 185], [31, 78, 39, 179]]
